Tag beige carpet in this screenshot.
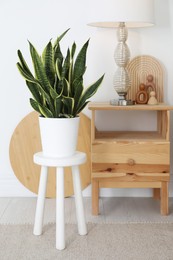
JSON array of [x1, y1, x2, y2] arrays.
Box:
[[0, 223, 173, 260]]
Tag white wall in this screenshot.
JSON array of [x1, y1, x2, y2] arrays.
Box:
[[0, 0, 173, 197]]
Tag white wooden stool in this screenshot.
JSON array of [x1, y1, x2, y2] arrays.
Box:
[[33, 151, 87, 250]]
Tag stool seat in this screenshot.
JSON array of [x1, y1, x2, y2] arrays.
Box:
[[34, 151, 86, 167], [33, 151, 87, 250]]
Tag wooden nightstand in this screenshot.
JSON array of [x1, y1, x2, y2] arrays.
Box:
[[88, 102, 173, 216]]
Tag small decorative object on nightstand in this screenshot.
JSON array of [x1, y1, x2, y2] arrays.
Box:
[[136, 83, 148, 104], [148, 91, 158, 105], [127, 55, 164, 103], [146, 74, 156, 94]]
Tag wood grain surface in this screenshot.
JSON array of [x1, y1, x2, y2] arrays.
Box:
[[126, 55, 164, 102], [9, 112, 91, 198]]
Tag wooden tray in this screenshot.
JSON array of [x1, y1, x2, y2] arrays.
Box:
[[9, 112, 91, 198]]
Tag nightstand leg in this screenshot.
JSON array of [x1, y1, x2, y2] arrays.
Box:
[[161, 182, 169, 215], [153, 188, 160, 200], [92, 179, 99, 215]]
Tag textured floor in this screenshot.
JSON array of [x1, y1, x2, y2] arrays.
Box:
[[1, 223, 173, 260], [1, 197, 173, 224]]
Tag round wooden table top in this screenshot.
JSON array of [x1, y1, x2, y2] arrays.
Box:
[[9, 112, 91, 198]]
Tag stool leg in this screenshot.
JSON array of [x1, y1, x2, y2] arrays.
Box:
[[56, 167, 65, 250], [72, 165, 87, 236], [33, 166, 48, 236]]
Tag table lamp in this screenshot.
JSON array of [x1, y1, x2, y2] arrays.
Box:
[[88, 0, 154, 105]]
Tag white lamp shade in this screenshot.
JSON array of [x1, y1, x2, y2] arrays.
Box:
[[88, 0, 154, 28]]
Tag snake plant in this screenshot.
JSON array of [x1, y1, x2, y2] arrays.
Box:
[[17, 29, 104, 118]]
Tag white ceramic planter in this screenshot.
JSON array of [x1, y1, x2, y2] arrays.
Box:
[[39, 116, 80, 158]]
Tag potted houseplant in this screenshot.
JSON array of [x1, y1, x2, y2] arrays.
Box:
[[17, 29, 104, 157]]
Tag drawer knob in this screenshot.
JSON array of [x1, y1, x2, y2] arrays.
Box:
[[128, 159, 135, 166]]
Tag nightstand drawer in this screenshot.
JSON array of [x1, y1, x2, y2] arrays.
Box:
[[92, 163, 169, 174], [92, 142, 170, 165], [92, 163, 170, 182]]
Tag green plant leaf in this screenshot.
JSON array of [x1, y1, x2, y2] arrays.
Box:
[[38, 104, 54, 118], [73, 80, 83, 113], [29, 42, 59, 100], [76, 74, 104, 114], [75, 101, 90, 115], [54, 97, 62, 117], [55, 58, 62, 80], [26, 81, 43, 104], [53, 28, 70, 67], [30, 98, 41, 114], [62, 48, 70, 79], [62, 78, 69, 97], [17, 50, 34, 77], [29, 41, 52, 92], [53, 28, 70, 48], [70, 42, 76, 60], [17, 62, 37, 83], [68, 42, 76, 92], [42, 41, 55, 86], [54, 74, 58, 90], [73, 39, 89, 81], [54, 44, 63, 66], [55, 79, 64, 96], [33, 83, 55, 113], [62, 96, 74, 116], [17, 61, 55, 113]]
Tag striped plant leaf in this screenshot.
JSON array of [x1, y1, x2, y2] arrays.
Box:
[[30, 98, 41, 114], [38, 104, 54, 118], [70, 42, 76, 60], [54, 96, 62, 117], [62, 48, 70, 79], [29, 42, 58, 99], [73, 80, 83, 114], [42, 41, 55, 86], [53, 29, 69, 67], [68, 42, 76, 93], [26, 81, 43, 104], [29, 41, 52, 91], [55, 58, 62, 80], [76, 74, 104, 114], [62, 78, 69, 97], [53, 28, 70, 49], [17, 62, 37, 83], [17, 50, 34, 77], [55, 79, 64, 96], [33, 83, 55, 113], [54, 44, 63, 66], [73, 39, 89, 81], [62, 96, 74, 116], [75, 101, 90, 115]]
